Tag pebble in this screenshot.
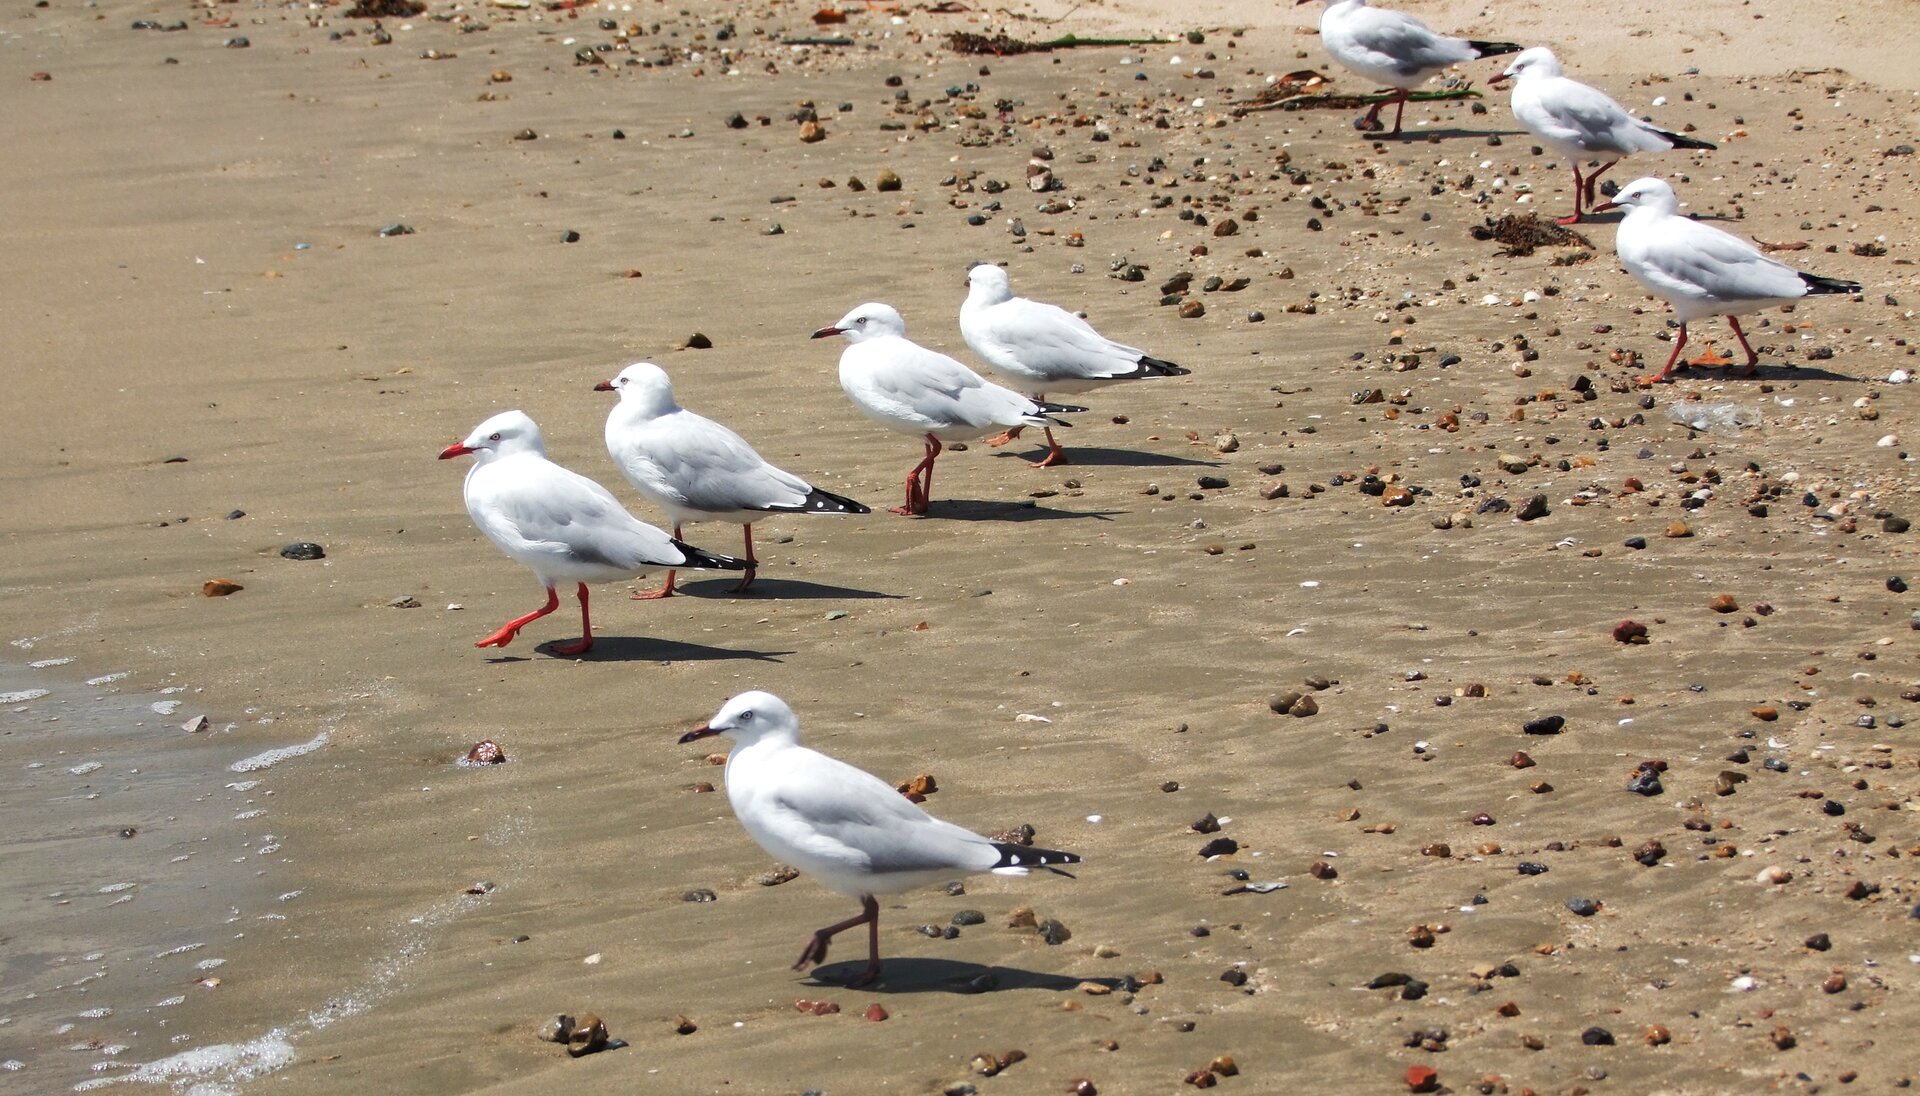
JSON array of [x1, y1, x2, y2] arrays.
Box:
[[1581, 1026, 1615, 1046], [566, 1013, 609, 1057], [1565, 897, 1600, 916], [280, 542, 326, 561], [203, 578, 244, 597], [464, 739, 506, 764], [1522, 714, 1565, 735]]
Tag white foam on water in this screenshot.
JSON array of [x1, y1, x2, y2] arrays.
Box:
[[86, 672, 131, 686], [70, 761, 104, 776], [31, 657, 75, 668], [1, 688, 51, 704], [74, 1030, 297, 1093], [149, 701, 181, 716], [228, 732, 329, 774]]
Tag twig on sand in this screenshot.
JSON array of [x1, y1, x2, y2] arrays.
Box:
[[945, 31, 1166, 55], [1234, 81, 1482, 117]]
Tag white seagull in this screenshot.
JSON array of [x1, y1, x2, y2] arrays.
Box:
[[959, 263, 1190, 467], [438, 410, 745, 655], [680, 691, 1081, 987], [596, 362, 868, 598], [810, 302, 1085, 516], [1491, 47, 1716, 224], [1595, 178, 1861, 383], [1298, 0, 1521, 136]]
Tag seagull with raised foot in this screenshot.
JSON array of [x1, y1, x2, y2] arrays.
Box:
[[597, 362, 867, 598], [438, 410, 746, 655], [811, 302, 1085, 516], [680, 691, 1081, 987], [1491, 48, 1716, 224], [959, 263, 1189, 467], [1298, 0, 1522, 137], [1596, 178, 1862, 383]]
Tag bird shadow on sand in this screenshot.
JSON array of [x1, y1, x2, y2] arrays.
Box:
[[670, 578, 901, 601], [925, 499, 1121, 523], [1371, 125, 1528, 142], [993, 446, 1222, 468], [488, 636, 791, 664], [805, 957, 1120, 996], [1661, 361, 1855, 384]]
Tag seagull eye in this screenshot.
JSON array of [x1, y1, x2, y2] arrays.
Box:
[[489, 432, 502, 441], [855, 317, 867, 325], [739, 710, 754, 723]]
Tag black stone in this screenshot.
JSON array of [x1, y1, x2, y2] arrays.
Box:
[[1581, 1026, 1615, 1046], [1522, 715, 1566, 735], [1565, 896, 1599, 916], [1198, 836, 1238, 858], [280, 542, 326, 561]]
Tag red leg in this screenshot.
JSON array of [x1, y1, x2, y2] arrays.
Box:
[[476, 586, 560, 649], [1727, 316, 1761, 372], [891, 435, 940, 516], [632, 524, 681, 599], [549, 583, 594, 656], [1388, 89, 1409, 136], [1642, 323, 1689, 384], [794, 895, 882, 986], [985, 425, 1025, 448], [728, 525, 758, 594], [1030, 425, 1069, 468], [1558, 164, 1586, 225], [1582, 160, 1618, 206], [1359, 96, 1387, 131]]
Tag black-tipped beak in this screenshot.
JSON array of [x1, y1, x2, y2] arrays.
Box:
[[438, 443, 474, 460], [809, 326, 841, 340], [679, 725, 719, 744], [593, 380, 615, 392]]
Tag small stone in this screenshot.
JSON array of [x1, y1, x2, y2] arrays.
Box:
[[1644, 1025, 1671, 1046], [1613, 620, 1649, 644], [203, 578, 243, 597], [1209, 1056, 1238, 1077], [1268, 692, 1302, 715], [1511, 751, 1535, 768], [865, 1004, 889, 1021], [1664, 520, 1693, 538], [757, 865, 799, 886], [181, 715, 210, 733], [1198, 837, 1239, 858], [1289, 695, 1319, 717], [280, 542, 326, 561], [1038, 919, 1072, 945], [952, 909, 987, 926], [1407, 1065, 1440, 1093], [1805, 932, 1831, 951], [1709, 593, 1739, 613], [566, 1013, 609, 1057], [1522, 715, 1565, 735], [1517, 494, 1549, 521], [799, 120, 826, 142], [465, 739, 507, 765], [1581, 1026, 1615, 1046], [537, 1014, 575, 1043], [682, 888, 717, 903], [1751, 706, 1779, 721], [876, 169, 902, 192], [1309, 860, 1338, 880], [1770, 1026, 1796, 1050], [673, 1015, 698, 1034], [1565, 897, 1600, 917], [1192, 812, 1221, 834]]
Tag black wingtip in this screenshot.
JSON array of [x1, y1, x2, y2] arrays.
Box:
[[673, 540, 751, 571], [991, 842, 1083, 872], [1036, 401, 1090, 416], [799, 487, 872, 516], [1467, 40, 1524, 58], [1799, 272, 1863, 296], [1135, 355, 1192, 378], [1654, 129, 1718, 151]]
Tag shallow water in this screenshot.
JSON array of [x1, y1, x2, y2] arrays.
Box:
[[0, 662, 308, 1092]]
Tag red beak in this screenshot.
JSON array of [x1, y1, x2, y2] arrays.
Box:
[[438, 442, 474, 460], [1489, 73, 1510, 85], [809, 326, 842, 340], [678, 724, 719, 744], [593, 380, 615, 391], [1592, 200, 1620, 213]]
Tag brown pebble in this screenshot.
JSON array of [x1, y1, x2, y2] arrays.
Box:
[[1184, 1069, 1217, 1088], [1511, 751, 1535, 769], [1178, 300, 1206, 319], [1751, 706, 1779, 721], [566, 1013, 608, 1057], [690, 781, 715, 793], [896, 772, 938, 797], [1530, 780, 1553, 793], [1709, 593, 1739, 613], [1613, 619, 1649, 644], [1268, 691, 1302, 715], [1078, 981, 1112, 996], [203, 578, 244, 597], [1383, 486, 1414, 507], [1309, 860, 1338, 880], [1770, 1026, 1796, 1050], [465, 739, 506, 765], [1290, 695, 1319, 717], [1822, 973, 1847, 994], [1408, 925, 1436, 948], [1644, 1025, 1671, 1046], [795, 999, 840, 1016], [864, 1004, 889, 1021], [1421, 843, 1451, 858], [1135, 969, 1163, 984], [673, 1015, 697, 1035], [799, 120, 826, 142], [1477, 842, 1502, 855], [1469, 811, 1495, 826], [875, 169, 902, 192], [1665, 520, 1693, 538], [1067, 1080, 1098, 1096], [998, 1049, 1027, 1070], [1520, 1033, 1546, 1050], [1208, 1056, 1238, 1077], [1007, 906, 1038, 929]]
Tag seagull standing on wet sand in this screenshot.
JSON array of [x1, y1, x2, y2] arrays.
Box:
[[959, 263, 1190, 468], [1596, 178, 1862, 383], [811, 302, 1085, 516], [680, 691, 1081, 988], [597, 362, 867, 599], [1491, 47, 1716, 224], [438, 410, 746, 655], [1299, 0, 1522, 136]]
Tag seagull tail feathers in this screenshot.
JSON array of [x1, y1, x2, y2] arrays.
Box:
[[989, 843, 1082, 878], [1798, 272, 1861, 296], [1027, 401, 1088, 428], [1133, 355, 1192, 378]]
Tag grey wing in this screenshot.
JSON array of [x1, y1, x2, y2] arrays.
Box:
[[478, 462, 689, 568], [862, 344, 1043, 431], [979, 298, 1145, 382], [1550, 80, 1670, 154], [1352, 6, 1473, 76], [765, 757, 997, 876], [652, 414, 813, 512], [1650, 219, 1808, 303]]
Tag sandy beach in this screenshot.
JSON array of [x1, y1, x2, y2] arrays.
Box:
[[2, 0, 1916, 1092]]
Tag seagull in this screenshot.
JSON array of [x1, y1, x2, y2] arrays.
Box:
[[1491, 47, 1716, 224], [1595, 178, 1862, 383], [1298, 0, 1521, 136], [810, 302, 1086, 516], [438, 410, 746, 655], [959, 263, 1190, 467], [680, 691, 1081, 987], [596, 363, 868, 598]]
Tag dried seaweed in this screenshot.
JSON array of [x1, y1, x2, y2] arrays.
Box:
[[945, 31, 1163, 56], [346, 0, 425, 16], [1234, 80, 1481, 117], [1470, 213, 1593, 257]]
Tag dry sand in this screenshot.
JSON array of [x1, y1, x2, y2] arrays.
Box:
[[2, 0, 1917, 1092]]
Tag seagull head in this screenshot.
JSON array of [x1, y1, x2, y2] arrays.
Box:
[[1591, 176, 1677, 215], [810, 303, 906, 344], [679, 690, 800, 746], [594, 361, 680, 417], [1492, 46, 1558, 85], [965, 261, 1013, 303], [438, 409, 545, 462]]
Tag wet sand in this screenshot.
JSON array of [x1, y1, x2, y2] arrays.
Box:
[[2, 0, 1916, 1092]]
